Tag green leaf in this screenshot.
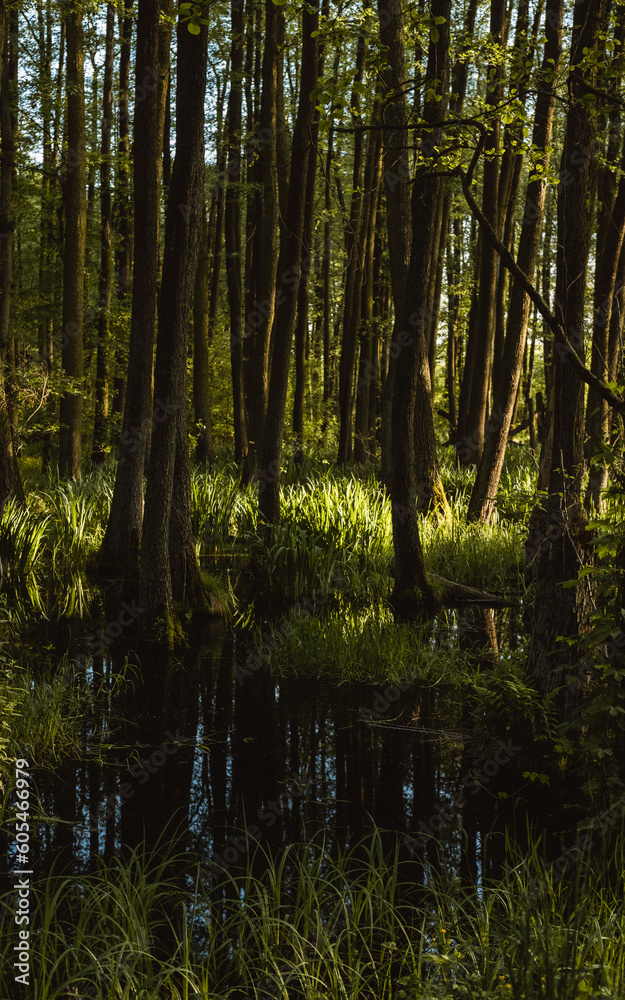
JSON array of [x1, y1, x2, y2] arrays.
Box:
[[187, 21, 201, 33]]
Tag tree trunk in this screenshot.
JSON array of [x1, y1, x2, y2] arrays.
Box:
[[0, 0, 21, 518], [468, 0, 563, 523], [391, 0, 450, 609], [461, 0, 506, 465], [245, 0, 280, 477], [292, 81, 321, 464], [526, 0, 605, 715], [257, 0, 319, 525], [92, 4, 115, 468], [354, 130, 383, 464], [337, 33, 366, 464], [140, 14, 208, 622], [59, 4, 86, 479], [0, 8, 13, 367], [111, 0, 133, 429], [225, 0, 248, 464], [37, 2, 56, 472], [585, 6, 625, 511], [99, 0, 172, 572], [194, 202, 215, 467]]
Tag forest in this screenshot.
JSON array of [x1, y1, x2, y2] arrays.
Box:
[[1, 0, 625, 995]]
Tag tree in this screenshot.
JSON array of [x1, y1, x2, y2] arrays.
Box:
[[99, 0, 172, 572], [390, 0, 451, 609], [58, 1, 86, 479], [257, 0, 319, 525], [91, 3, 115, 468], [468, 0, 563, 523], [140, 10, 209, 622]]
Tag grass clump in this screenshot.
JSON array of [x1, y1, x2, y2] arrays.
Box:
[[250, 604, 467, 686], [4, 832, 625, 998]]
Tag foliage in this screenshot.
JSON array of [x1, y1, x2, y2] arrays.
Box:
[[3, 831, 625, 998]]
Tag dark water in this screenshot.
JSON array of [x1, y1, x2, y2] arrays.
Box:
[[3, 591, 577, 894]]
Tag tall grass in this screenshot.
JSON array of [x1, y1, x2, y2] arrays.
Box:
[[3, 832, 624, 998], [252, 604, 468, 685]]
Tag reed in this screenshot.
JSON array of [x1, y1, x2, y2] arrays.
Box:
[[2, 830, 623, 998]]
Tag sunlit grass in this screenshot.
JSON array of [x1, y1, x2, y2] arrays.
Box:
[[3, 831, 624, 998]]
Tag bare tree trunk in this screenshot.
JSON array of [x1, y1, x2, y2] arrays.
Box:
[[92, 4, 115, 467], [391, 0, 450, 610], [337, 34, 366, 464], [585, 6, 625, 511], [257, 0, 319, 525], [111, 0, 133, 428], [59, 4, 86, 479], [194, 202, 215, 467], [468, 0, 563, 522], [461, 0, 506, 465], [99, 0, 172, 571], [526, 0, 605, 717], [140, 13, 208, 622], [225, 0, 248, 464], [245, 0, 280, 478]]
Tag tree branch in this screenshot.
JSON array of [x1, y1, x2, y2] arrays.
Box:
[[456, 167, 625, 415]]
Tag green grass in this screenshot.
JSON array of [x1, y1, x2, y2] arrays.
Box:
[[3, 831, 624, 998], [248, 603, 468, 686]]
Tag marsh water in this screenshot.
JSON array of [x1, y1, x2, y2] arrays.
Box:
[[2, 583, 579, 902]]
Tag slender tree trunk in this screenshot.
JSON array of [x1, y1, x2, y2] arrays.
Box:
[[391, 0, 450, 609], [100, 0, 172, 571], [92, 4, 115, 467], [468, 0, 563, 522], [111, 0, 133, 428], [585, 6, 625, 510], [0, 0, 21, 521], [140, 14, 208, 622], [461, 0, 506, 465], [59, 4, 86, 479], [526, 0, 605, 715], [194, 202, 215, 467], [245, 0, 280, 477], [257, 0, 319, 525], [354, 130, 383, 464], [0, 8, 13, 365], [445, 216, 462, 438], [337, 34, 366, 464], [225, 0, 248, 463], [292, 111, 319, 464]]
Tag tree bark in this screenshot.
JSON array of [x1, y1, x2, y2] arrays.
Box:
[[225, 0, 248, 464], [245, 0, 280, 477], [59, 3, 86, 479], [257, 0, 319, 525], [377, 0, 412, 488], [468, 0, 563, 522], [91, 4, 115, 467], [194, 201, 215, 467], [111, 0, 133, 429], [391, 0, 450, 610], [526, 0, 605, 714], [0, 0, 22, 519], [584, 5, 625, 511], [460, 0, 506, 466], [99, 0, 172, 571], [337, 33, 366, 464], [140, 13, 208, 622]]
